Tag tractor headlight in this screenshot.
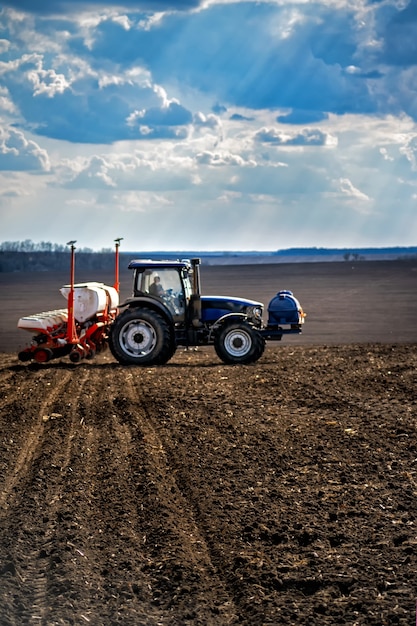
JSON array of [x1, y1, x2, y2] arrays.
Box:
[[247, 305, 263, 321]]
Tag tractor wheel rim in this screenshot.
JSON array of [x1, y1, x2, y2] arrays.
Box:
[[121, 320, 157, 356], [224, 329, 251, 357]]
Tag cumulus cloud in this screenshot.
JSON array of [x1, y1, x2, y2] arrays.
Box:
[[27, 66, 71, 97], [196, 150, 256, 166], [255, 127, 334, 147], [0, 87, 17, 114], [193, 112, 221, 130], [0, 125, 50, 171], [127, 101, 192, 127], [0, 49, 194, 142], [62, 150, 197, 191]]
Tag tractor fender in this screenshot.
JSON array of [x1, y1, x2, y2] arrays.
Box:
[[208, 312, 251, 342], [118, 296, 175, 324]]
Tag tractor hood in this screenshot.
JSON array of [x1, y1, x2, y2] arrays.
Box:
[[200, 295, 263, 323]]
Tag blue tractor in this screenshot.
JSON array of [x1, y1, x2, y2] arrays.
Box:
[[109, 258, 305, 366]]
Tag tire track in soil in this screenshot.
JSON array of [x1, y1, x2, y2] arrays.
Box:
[[132, 373, 260, 625], [49, 371, 175, 626], [0, 368, 90, 625], [135, 361, 282, 624], [122, 371, 241, 624], [0, 369, 73, 513]]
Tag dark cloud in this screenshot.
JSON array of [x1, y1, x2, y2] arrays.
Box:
[[309, 20, 358, 67], [277, 110, 329, 125], [230, 114, 254, 122], [212, 103, 227, 115], [380, 0, 417, 66], [351, 70, 384, 80]]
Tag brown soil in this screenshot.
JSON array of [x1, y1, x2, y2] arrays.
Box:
[[0, 262, 416, 624]]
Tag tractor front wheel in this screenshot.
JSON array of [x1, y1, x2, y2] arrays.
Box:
[[214, 322, 265, 365], [109, 308, 176, 366]]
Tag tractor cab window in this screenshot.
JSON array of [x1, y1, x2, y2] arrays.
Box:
[[139, 268, 185, 317]]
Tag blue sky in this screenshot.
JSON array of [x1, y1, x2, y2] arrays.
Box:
[[1, 0, 417, 251]]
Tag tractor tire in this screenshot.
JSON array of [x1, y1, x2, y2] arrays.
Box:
[[109, 308, 176, 366], [214, 321, 265, 365]]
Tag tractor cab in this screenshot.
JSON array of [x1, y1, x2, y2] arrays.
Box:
[[127, 258, 199, 322]]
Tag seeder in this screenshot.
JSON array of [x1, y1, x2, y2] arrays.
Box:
[[17, 239, 122, 364]]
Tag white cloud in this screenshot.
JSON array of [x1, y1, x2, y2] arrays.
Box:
[[400, 135, 417, 170], [196, 150, 255, 166], [340, 178, 371, 203], [255, 127, 335, 147], [0, 87, 18, 114], [115, 191, 173, 212], [0, 39, 10, 53], [60, 148, 197, 191], [137, 12, 167, 31], [0, 124, 50, 171], [27, 66, 71, 97]]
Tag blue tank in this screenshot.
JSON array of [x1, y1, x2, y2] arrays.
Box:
[[267, 290, 302, 326]]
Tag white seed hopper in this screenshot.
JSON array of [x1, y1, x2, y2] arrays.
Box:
[[60, 282, 119, 323]]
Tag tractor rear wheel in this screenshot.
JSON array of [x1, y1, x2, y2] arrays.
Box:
[[214, 322, 265, 365], [109, 308, 176, 366]]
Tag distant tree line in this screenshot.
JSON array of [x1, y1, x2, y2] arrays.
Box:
[[0, 240, 112, 253], [0, 240, 115, 272], [273, 246, 417, 258], [343, 252, 365, 261], [2, 240, 417, 272]]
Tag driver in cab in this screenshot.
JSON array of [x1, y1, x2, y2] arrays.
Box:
[[149, 274, 165, 298]]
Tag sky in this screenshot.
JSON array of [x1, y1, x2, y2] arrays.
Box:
[[1, 0, 417, 252]]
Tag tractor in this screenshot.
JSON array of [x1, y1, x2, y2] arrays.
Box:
[[17, 243, 305, 365], [108, 257, 305, 365]]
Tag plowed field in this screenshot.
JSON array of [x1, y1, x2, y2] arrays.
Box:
[[1, 261, 417, 625]]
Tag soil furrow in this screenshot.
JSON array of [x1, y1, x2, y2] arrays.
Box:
[[121, 371, 241, 624], [0, 370, 72, 513], [0, 370, 93, 625]]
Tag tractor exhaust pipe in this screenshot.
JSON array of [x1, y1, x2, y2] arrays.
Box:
[[190, 258, 202, 327]]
